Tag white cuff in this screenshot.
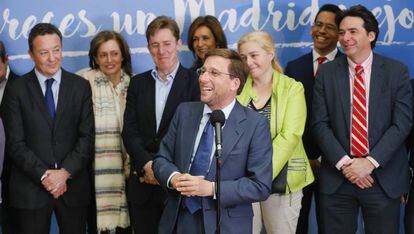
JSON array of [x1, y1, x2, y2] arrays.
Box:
[[167, 171, 180, 189], [366, 156, 380, 168], [40, 171, 48, 181], [336, 155, 352, 170]]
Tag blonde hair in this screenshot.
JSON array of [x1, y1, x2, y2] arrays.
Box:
[[237, 31, 283, 73]]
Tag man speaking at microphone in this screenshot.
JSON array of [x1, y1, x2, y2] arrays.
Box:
[[153, 48, 273, 234]]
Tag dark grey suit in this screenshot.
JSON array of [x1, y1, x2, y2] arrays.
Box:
[[153, 101, 273, 234], [285, 51, 343, 234], [0, 119, 3, 224], [1, 69, 94, 233], [312, 54, 412, 233], [122, 64, 199, 234], [404, 79, 414, 234]]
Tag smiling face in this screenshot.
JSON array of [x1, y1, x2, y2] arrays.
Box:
[[148, 28, 181, 74], [95, 39, 123, 78], [339, 16, 375, 64], [29, 33, 62, 77], [311, 11, 339, 56], [199, 55, 240, 110], [238, 41, 274, 80], [192, 26, 217, 61]]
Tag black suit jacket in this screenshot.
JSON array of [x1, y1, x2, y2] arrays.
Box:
[[122, 64, 200, 204], [312, 54, 412, 198], [409, 79, 414, 175], [285, 50, 343, 160], [7, 70, 18, 80], [0, 69, 94, 209]]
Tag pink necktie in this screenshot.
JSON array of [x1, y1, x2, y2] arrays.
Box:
[[351, 65, 369, 157], [314, 56, 327, 78]]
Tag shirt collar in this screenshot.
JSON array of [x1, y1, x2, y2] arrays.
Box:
[[347, 51, 373, 73], [203, 99, 236, 121], [312, 48, 338, 62], [151, 62, 180, 83], [35, 68, 62, 85], [5, 65, 10, 81]]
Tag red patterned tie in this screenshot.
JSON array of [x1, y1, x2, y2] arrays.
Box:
[[351, 65, 369, 157], [314, 56, 327, 78]]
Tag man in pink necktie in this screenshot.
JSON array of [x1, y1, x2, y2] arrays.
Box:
[[312, 5, 412, 234]]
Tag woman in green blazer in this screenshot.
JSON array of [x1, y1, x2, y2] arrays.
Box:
[[237, 31, 314, 234]]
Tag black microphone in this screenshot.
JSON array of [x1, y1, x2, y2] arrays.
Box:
[[210, 110, 226, 153]]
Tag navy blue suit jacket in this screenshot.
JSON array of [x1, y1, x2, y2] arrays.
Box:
[[153, 101, 272, 234], [1, 69, 94, 209], [312, 54, 412, 198], [285, 50, 343, 160]]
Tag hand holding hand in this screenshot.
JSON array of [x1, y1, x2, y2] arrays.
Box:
[[175, 173, 214, 197], [142, 160, 159, 185], [42, 169, 70, 197], [342, 158, 375, 189], [51, 182, 67, 199]]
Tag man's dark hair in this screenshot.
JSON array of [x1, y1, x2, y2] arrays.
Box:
[[0, 40, 7, 63], [204, 49, 248, 94], [28, 23, 63, 52], [315, 4, 342, 27], [146, 16, 180, 43], [336, 5, 379, 48]]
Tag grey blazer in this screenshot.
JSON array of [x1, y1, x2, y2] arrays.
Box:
[[312, 53, 412, 198]]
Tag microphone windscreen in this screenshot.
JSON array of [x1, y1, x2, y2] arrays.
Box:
[[210, 110, 226, 125]]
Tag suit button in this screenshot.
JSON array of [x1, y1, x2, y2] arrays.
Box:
[[154, 138, 159, 142]]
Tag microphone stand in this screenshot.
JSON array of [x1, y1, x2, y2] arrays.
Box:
[[210, 109, 225, 234], [215, 145, 222, 234]]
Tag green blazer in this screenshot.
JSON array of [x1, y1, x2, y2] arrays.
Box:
[[238, 70, 314, 194]]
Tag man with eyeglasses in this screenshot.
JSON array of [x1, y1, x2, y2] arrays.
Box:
[[122, 15, 200, 234], [285, 4, 343, 234], [153, 48, 272, 234]]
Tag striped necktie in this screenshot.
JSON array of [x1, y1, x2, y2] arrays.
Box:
[[351, 65, 368, 157]]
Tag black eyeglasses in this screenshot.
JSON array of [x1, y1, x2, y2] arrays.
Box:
[[312, 21, 338, 33], [197, 67, 236, 78]]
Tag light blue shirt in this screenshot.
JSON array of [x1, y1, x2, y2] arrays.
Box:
[[151, 62, 180, 131], [35, 69, 62, 108]]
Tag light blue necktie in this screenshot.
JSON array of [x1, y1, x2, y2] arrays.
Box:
[[185, 118, 214, 214], [45, 78, 56, 119]]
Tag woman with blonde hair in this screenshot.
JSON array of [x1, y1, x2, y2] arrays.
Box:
[[79, 30, 132, 234], [237, 31, 314, 234]]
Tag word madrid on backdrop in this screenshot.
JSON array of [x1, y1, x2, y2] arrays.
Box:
[[1, 0, 413, 75]]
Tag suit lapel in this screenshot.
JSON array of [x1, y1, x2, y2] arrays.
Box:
[[305, 52, 315, 77], [368, 54, 385, 133], [336, 57, 351, 133], [54, 69, 72, 130], [26, 70, 53, 129], [183, 103, 204, 172], [158, 65, 186, 133], [144, 75, 157, 135], [206, 102, 246, 181]]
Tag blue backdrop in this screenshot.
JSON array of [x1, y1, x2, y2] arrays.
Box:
[[1, 0, 413, 77], [0, 0, 413, 233]]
